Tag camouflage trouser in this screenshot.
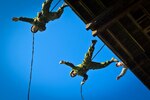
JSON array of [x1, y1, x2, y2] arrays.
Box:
[[41, 0, 64, 20], [82, 43, 112, 70]]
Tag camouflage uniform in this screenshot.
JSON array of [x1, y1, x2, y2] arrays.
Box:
[[61, 40, 117, 84], [17, 0, 67, 31]]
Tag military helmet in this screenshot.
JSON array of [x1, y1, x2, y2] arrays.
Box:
[[70, 70, 77, 77]]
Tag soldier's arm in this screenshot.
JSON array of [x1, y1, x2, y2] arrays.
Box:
[[81, 74, 88, 85], [59, 60, 75, 68], [19, 17, 34, 24], [12, 17, 34, 24]]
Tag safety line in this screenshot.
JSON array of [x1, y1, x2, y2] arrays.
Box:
[[27, 33, 35, 100]]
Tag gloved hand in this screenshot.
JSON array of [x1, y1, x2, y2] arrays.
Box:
[[116, 75, 121, 80], [59, 60, 65, 64], [80, 81, 85, 85], [12, 17, 19, 22]]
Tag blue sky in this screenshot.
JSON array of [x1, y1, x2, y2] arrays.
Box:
[[0, 0, 149, 100]]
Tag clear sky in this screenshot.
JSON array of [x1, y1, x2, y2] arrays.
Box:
[[0, 0, 149, 100]]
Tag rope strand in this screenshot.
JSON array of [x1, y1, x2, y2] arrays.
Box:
[[27, 33, 35, 100], [80, 85, 84, 100], [50, 0, 61, 11], [92, 44, 105, 60]]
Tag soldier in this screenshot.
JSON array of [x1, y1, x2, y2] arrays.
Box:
[[116, 61, 128, 80], [59, 40, 118, 85], [12, 0, 68, 33]]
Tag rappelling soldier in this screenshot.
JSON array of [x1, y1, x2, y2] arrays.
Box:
[[59, 40, 118, 85], [12, 0, 68, 33]]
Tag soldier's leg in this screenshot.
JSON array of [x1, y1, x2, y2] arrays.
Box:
[[59, 2, 68, 10], [41, 0, 53, 15], [51, 2, 68, 19], [82, 40, 97, 64], [88, 61, 112, 70], [90, 57, 118, 69]]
